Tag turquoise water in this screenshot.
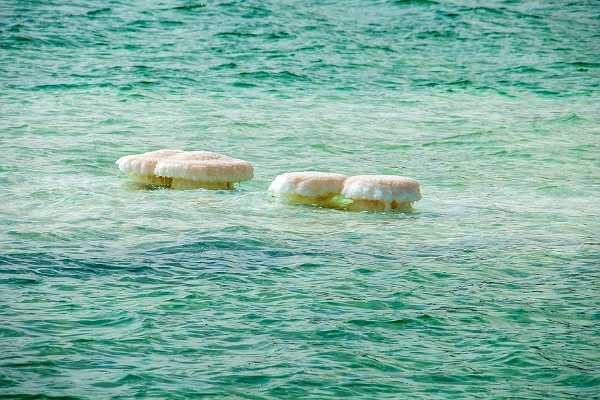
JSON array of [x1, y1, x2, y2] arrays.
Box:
[[1, 0, 599, 398]]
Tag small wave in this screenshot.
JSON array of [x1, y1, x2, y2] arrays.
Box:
[[232, 82, 258, 88], [238, 71, 309, 81], [32, 82, 118, 91], [268, 32, 292, 39], [8, 24, 24, 32], [217, 31, 258, 38], [210, 62, 238, 70], [567, 61, 600, 68], [394, 0, 438, 4], [504, 66, 545, 74], [415, 29, 459, 39], [448, 79, 472, 86], [86, 8, 111, 16], [173, 3, 206, 10], [548, 113, 585, 123]]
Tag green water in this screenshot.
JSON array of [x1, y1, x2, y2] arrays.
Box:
[[1, 0, 599, 398]]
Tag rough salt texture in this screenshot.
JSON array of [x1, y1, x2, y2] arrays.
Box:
[[153, 151, 254, 183], [268, 172, 347, 197], [115, 149, 184, 176], [342, 175, 422, 203]]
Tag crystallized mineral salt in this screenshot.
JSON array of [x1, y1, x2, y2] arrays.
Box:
[[154, 151, 254, 190], [268, 171, 347, 206], [115, 149, 184, 187], [116, 150, 253, 190], [341, 175, 422, 212]]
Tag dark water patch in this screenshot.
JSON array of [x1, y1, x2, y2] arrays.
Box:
[[231, 82, 258, 88], [241, 5, 271, 19], [123, 43, 144, 51], [361, 44, 396, 53], [8, 24, 24, 32], [158, 20, 185, 26], [268, 32, 293, 39], [415, 29, 459, 40], [567, 61, 600, 68], [532, 89, 563, 96], [0, 327, 26, 337], [0, 277, 40, 285], [448, 79, 472, 86], [210, 62, 238, 70], [86, 8, 111, 16]]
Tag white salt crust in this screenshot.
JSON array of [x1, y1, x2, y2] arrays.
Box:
[[115, 149, 183, 176], [154, 151, 254, 183], [342, 175, 421, 202], [116, 150, 253, 189], [268, 172, 347, 197]]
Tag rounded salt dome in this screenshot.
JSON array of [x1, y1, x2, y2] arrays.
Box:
[[115, 149, 184, 176], [268, 171, 347, 198], [153, 151, 254, 190], [341, 175, 422, 211], [268, 171, 347, 207]]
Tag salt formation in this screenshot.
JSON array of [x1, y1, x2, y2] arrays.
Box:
[[268, 171, 347, 206], [116, 150, 253, 190], [115, 149, 183, 186], [341, 175, 421, 212], [154, 151, 254, 190]]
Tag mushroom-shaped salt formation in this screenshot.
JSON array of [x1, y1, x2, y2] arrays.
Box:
[[341, 175, 422, 212], [116, 149, 184, 186], [268, 171, 347, 207], [153, 151, 254, 190]]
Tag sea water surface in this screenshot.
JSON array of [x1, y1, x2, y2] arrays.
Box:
[[1, 0, 599, 398]]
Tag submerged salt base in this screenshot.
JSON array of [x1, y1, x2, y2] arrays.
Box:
[[115, 149, 184, 187], [268, 171, 347, 207], [342, 175, 422, 212], [116, 150, 253, 190]]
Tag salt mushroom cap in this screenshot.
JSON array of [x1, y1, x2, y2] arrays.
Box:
[[341, 175, 422, 203], [153, 151, 254, 183], [115, 149, 184, 176], [268, 171, 348, 197]]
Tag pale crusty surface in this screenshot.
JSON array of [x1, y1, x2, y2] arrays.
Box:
[[342, 175, 422, 203], [116, 149, 184, 176], [268, 171, 347, 197], [153, 151, 254, 183]]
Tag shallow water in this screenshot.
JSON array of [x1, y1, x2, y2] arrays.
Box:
[[1, 0, 599, 398]]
